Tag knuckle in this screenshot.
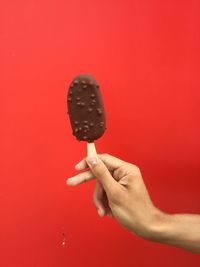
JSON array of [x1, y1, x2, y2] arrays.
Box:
[[119, 174, 133, 186], [99, 153, 110, 158], [129, 164, 141, 175], [113, 167, 123, 179], [114, 164, 132, 179]]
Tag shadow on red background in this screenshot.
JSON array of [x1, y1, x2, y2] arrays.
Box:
[[1, 0, 200, 266]]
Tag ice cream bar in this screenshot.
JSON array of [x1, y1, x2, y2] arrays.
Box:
[[67, 74, 106, 144]]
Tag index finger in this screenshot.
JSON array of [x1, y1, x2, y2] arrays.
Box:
[[75, 153, 126, 171]]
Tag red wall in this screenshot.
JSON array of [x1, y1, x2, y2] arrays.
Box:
[[1, 0, 200, 266]]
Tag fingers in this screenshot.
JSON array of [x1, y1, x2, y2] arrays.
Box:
[[75, 153, 126, 172], [75, 158, 88, 171], [69, 153, 128, 194], [93, 181, 113, 217], [67, 170, 94, 186], [99, 154, 126, 171], [93, 181, 106, 217], [86, 155, 120, 196]]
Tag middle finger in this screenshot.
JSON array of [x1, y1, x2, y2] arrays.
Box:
[[67, 170, 95, 186]]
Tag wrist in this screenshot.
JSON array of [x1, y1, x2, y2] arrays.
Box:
[[144, 208, 172, 242], [131, 207, 169, 241]]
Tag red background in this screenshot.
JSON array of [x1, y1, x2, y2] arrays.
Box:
[[1, 0, 200, 266]]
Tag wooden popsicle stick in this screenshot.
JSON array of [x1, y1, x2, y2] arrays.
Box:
[[87, 142, 97, 157]]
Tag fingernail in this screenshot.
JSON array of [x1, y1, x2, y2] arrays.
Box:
[[87, 156, 97, 166], [66, 179, 71, 185], [66, 178, 75, 186], [97, 208, 104, 217], [75, 164, 79, 170]]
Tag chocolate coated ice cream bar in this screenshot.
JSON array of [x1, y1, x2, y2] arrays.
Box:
[[67, 74, 106, 146]]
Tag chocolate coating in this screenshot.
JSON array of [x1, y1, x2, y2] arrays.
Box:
[[67, 74, 106, 142]]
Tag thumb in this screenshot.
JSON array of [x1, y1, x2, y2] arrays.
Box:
[[86, 155, 118, 195]]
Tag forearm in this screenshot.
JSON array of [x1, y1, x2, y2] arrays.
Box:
[[150, 211, 200, 253]]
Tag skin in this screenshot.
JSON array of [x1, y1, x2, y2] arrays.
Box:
[[67, 154, 200, 254]]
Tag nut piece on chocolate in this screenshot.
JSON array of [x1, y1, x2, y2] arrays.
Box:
[[67, 74, 106, 143]]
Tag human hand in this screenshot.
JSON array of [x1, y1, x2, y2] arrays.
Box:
[[67, 154, 162, 239]]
